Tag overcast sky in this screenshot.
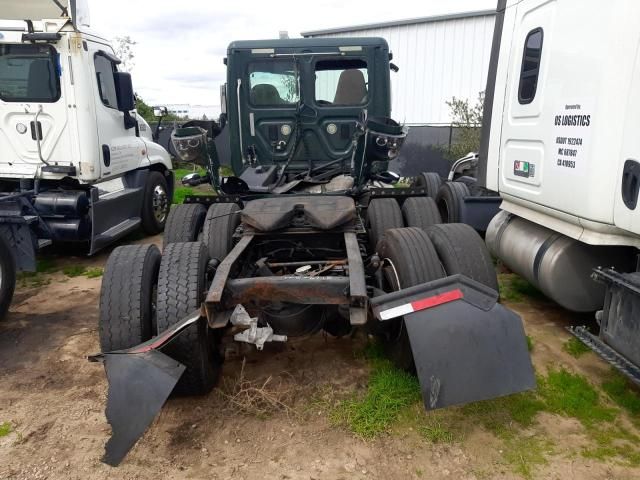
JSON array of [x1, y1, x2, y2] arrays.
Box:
[[88, 0, 496, 107]]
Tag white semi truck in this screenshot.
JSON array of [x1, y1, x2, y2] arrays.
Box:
[[0, 0, 173, 320], [481, 0, 640, 380]]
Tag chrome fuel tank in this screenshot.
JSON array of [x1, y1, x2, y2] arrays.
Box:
[[486, 211, 635, 312]]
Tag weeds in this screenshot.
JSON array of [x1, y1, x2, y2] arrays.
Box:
[[62, 265, 86, 277], [601, 371, 640, 417], [526, 335, 534, 352], [498, 274, 545, 303], [330, 360, 421, 438], [0, 422, 11, 437], [563, 337, 591, 358], [173, 186, 195, 204], [85, 267, 104, 278], [539, 368, 615, 426], [502, 434, 551, 479], [219, 358, 293, 417]]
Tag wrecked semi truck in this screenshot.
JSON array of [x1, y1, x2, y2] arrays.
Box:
[[479, 0, 640, 383], [94, 37, 535, 465], [0, 0, 173, 320]]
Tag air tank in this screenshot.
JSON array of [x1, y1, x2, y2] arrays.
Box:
[[486, 211, 635, 312]]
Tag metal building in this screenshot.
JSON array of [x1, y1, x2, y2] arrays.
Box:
[[302, 10, 496, 127]]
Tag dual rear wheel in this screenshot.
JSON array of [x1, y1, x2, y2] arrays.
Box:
[[368, 196, 497, 371], [99, 202, 240, 396]]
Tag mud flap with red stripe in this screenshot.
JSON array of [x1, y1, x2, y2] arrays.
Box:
[[370, 274, 536, 410]]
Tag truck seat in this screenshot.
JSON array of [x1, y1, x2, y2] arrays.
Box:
[[251, 84, 283, 105], [333, 69, 367, 105]]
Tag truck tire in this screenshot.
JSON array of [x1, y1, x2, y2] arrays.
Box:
[[402, 197, 442, 230], [413, 172, 442, 198], [436, 181, 470, 223], [376, 227, 445, 371], [141, 171, 170, 235], [99, 244, 161, 352], [425, 223, 499, 292], [202, 203, 241, 260], [0, 235, 16, 322], [367, 198, 404, 250], [156, 242, 220, 396], [163, 203, 207, 247]]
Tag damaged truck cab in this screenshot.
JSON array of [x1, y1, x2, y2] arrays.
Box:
[[94, 36, 535, 466]]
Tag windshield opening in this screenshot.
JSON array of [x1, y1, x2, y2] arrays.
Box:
[[0, 44, 60, 103]]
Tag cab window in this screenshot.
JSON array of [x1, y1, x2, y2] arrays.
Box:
[[315, 59, 368, 106], [249, 61, 298, 106], [0, 44, 60, 102], [518, 28, 543, 104], [94, 54, 118, 109]]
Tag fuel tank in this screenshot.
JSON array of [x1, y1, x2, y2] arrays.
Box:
[[486, 211, 635, 312]]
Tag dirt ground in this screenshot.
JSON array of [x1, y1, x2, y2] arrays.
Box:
[[1, 235, 639, 480]]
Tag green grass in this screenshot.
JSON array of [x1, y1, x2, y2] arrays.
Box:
[[0, 422, 12, 437], [498, 273, 545, 303], [85, 267, 104, 278], [502, 435, 551, 479], [330, 360, 421, 438], [17, 257, 59, 288], [602, 371, 640, 416], [419, 415, 457, 444], [62, 265, 86, 277], [35, 258, 58, 273], [582, 426, 640, 467], [563, 337, 591, 358], [329, 339, 640, 475], [526, 335, 534, 352], [172, 186, 196, 204], [539, 368, 616, 426]]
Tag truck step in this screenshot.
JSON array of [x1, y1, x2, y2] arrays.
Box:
[[90, 186, 144, 255], [37, 239, 53, 249], [91, 218, 141, 254], [568, 325, 640, 386]]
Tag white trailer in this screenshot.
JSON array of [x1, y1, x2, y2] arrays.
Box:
[[0, 0, 173, 320], [481, 0, 640, 380]]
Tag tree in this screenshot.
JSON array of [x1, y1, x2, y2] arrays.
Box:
[[113, 36, 136, 73], [444, 91, 484, 160]]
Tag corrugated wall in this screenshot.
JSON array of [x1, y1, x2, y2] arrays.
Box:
[[306, 14, 495, 126]]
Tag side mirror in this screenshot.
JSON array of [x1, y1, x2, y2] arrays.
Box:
[[220, 84, 227, 115], [373, 171, 400, 184], [153, 106, 168, 117], [181, 172, 210, 186], [114, 72, 135, 112]]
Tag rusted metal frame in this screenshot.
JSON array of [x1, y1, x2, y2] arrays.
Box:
[[266, 259, 347, 268], [344, 231, 368, 325], [225, 276, 350, 305], [205, 234, 254, 322]]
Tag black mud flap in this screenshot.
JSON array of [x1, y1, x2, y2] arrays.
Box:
[[370, 274, 535, 410], [89, 310, 201, 466]]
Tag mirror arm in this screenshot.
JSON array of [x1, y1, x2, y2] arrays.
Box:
[[153, 115, 165, 142], [123, 110, 137, 130]]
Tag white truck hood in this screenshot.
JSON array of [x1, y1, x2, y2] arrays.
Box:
[[1, 0, 90, 29]]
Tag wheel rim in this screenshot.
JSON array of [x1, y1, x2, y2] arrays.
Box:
[[152, 184, 168, 224]]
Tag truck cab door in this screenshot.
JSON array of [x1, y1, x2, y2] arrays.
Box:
[[613, 32, 640, 236], [86, 41, 146, 179]]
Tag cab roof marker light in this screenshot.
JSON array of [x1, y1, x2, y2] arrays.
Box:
[[339, 46, 362, 52], [251, 48, 275, 54]]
